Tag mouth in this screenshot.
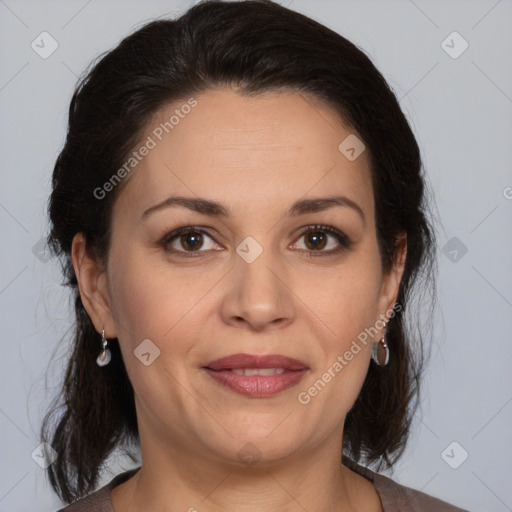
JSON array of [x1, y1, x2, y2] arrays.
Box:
[[202, 353, 310, 398]]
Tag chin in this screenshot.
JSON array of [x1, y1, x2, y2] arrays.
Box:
[[200, 422, 307, 468]]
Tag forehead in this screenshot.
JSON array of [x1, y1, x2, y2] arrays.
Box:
[[115, 87, 374, 219]]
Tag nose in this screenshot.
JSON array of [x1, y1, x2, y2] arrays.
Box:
[[219, 242, 296, 332]]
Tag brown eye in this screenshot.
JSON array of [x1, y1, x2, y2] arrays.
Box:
[[179, 232, 204, 251], [304, 230, 328, 251], [162, 227, 219, 256], [293, 225, 353, 256]]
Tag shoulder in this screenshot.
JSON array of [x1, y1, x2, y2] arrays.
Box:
[[344, 458, 470, 512], [372, 471, 469, 512], [54, 467, 140, 512]]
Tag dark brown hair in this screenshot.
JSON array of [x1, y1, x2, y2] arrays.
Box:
[[42, 0, 437, 503]]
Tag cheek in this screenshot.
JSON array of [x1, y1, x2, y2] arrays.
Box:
[[106, 255, 206, 419], [295, 253, 382, 407], [108, 248, 208, 340], [308, 254, 383, 340], [108, 232, 383, 355]]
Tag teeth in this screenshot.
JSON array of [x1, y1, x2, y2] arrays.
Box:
[[230, 368, 286, 376]]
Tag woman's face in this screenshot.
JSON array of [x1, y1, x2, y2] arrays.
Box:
[[77, 87, 405, 467]]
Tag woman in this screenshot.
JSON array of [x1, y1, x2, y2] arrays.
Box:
[[42, 0, 469, 510]]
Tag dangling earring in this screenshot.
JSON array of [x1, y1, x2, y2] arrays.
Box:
[[371, 320, 389, 366], [96, 328, 111, 367]]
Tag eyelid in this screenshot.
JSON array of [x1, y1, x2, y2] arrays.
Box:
[[161, 226, 219, 256], [291, 224, 353, 254], [160, 224, 353, 256]]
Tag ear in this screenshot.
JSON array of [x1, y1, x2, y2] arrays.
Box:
[[71, 233, 117, 338], [377, 232, 407, 319]]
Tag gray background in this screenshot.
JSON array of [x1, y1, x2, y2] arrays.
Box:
[[1, 0, 511, 511]]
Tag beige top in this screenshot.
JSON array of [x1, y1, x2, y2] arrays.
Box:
[[56, 459, 469, 511]]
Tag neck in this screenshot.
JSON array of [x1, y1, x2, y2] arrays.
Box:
[[111, 428, 382, 512]]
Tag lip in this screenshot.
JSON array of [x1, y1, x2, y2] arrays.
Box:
[[205, 353, 309, 371], [202, 353, 309, 398]]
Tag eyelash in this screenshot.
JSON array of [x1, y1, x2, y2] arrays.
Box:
[[160, 224, 353, 258]]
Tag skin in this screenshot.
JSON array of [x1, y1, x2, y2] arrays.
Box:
[[72, 87, 406, 511]]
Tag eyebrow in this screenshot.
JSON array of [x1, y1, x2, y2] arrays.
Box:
[[142, 195, 365, 224]]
